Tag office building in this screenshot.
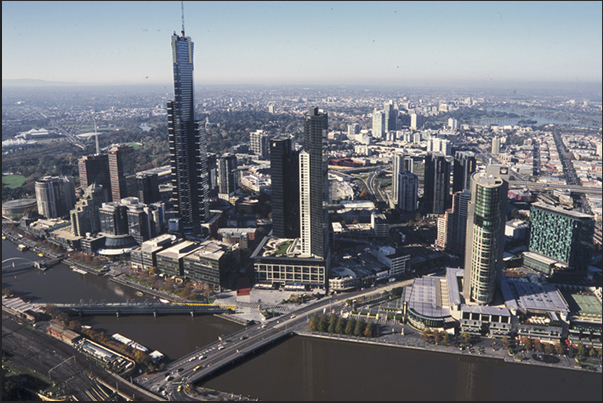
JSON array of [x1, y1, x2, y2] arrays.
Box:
[[463, 172, 508, 305], [122, 197, 152, 244], [453, 151, 476, 193], [423, 152, 452, 214], [136, 172, 161, 204], [527, 203, 594, 274], [270, 137, 300, 238], [182, 239, 241, 289], [99, 202, 129, 236], [70, 183, 106, 237], [78, 153, 112, 201], [35, 176, 76, 219], [384, 101, 398, 132], [108, 144, 136, 203], [167, 30, 209, 235], [217, 153, 237, 200]]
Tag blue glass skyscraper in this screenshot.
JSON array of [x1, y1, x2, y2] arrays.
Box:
[[167, 31, 209, 236]]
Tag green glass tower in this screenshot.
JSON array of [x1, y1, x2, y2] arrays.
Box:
[[463, 172, 508, 305]]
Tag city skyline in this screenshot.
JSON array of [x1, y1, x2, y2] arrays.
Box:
[[2, 1, 602, 88]]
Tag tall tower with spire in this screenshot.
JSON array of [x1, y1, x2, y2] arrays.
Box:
[[167, 9, 209, 236]]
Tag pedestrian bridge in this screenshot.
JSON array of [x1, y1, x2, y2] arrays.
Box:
[[34, 302, 235, 317]]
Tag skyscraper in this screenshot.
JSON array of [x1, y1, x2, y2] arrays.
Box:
[[463, 172, 508, 305], [300, 107, 329, 259], [423, 152, 452, 214], [453, 151, 476, 193], [270, 137, 300, 238], [78, 153, 112, 202], [167, 30, 209, 235], [108, 144, 136, 203], [217, 153, 237, 200]]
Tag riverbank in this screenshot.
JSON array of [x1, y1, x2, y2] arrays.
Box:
[[292, 325, 598, 374]]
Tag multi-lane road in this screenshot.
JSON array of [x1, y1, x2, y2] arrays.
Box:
[[138, 281, 412, 400]]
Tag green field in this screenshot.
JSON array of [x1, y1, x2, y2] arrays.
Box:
[[2, 175, 27, 189]]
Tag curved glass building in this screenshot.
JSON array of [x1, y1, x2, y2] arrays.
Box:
[[463, 172, 508, 305]]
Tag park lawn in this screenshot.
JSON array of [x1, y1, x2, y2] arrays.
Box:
[[2, 174, 27, 189]]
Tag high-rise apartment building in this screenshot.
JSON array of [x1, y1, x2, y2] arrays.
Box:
[[528, 203, 594, 273], [397, 171, 419, 212], [78, 153, 112, 201], [463, 172, 508, 305], [167, 31, 209, 235], [300, 107, 329, 259], [218, 153, 237, 200], [35, 176, 76, 219], [436, 189, 471, 254], [270, 137, 300, 238], [423, 152, 452, 214], [372, 110, 385, 139], [492, 136, 500, 155], [108, 144, 136, 203], [453, 151, 476, 193], [250, 130, 271, 159]]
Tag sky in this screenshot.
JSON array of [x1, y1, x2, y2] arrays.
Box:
[[2, 1, 602, 88]]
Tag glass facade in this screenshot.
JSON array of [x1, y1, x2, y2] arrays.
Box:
[[168, 33, 209, 235], [528, 203, 594, 271], [463, 173, 507, 305]]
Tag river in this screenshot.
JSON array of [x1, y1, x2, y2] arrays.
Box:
[[2, 239, 601, 401]]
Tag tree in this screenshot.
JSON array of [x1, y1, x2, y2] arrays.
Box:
[[441, 331, 450, 345], [501, 336, 510, 349], [544, 343, 554, 355], [327, 314, 338, 333], [422, 329, 433, 343], [554, 342, 566, 356], [354, 319, 365, 337], [432, 329, 441, 345], [345, 318, 356, 335], [335, 317, 347, 334], [575, 342, 586, 357], [308, 313, 319, 332], [534, 340, 543, 353], [523, 338, 533, 352], [461, 332, 471, 345], [363, 322, 374, 337], [318, 313, 329, 333]]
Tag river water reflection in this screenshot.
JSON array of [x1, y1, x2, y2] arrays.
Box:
[[2, 240, 601, 401]]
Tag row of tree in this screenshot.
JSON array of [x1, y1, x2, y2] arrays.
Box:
[[308, 312, 379, 338]]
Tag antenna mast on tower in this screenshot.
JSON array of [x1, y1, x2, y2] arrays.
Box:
[[181, 1, 185, 37]]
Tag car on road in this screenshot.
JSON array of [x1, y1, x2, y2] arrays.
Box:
[[218, 345, 225, 350], [198, 355, 206, 359], [193, 365, 201, 371]]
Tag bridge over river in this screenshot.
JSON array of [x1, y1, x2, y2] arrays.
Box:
[[31, 302, 235, 317]]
